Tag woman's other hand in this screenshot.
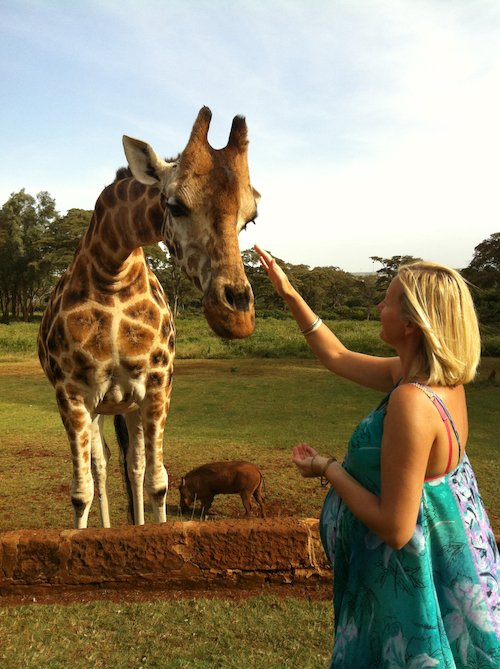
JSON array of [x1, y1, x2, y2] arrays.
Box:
[[292, 443, 320, 478]]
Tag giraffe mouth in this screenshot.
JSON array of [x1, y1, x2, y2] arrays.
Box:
[[202, 284, 255, 339]]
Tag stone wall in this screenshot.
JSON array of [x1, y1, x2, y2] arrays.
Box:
[[0, 519, 331, 602]]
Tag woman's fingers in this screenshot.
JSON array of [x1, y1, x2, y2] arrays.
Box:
[[253, 244, 274, 272]]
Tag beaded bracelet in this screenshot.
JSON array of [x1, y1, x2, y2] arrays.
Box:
[[310, 453, 321, 476], [301, 316, 323, 336], [320, 457, 337, 486], [310, 454, 337, 485]]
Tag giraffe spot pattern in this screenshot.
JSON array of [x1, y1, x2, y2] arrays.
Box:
[[132, 201, 150, 241], [66, 309, 113, 360], [71, 496, 87, 513], [150, 348, 170, 367], [71, 351, 96, 386], [116, 179, 129, 202], [65, 383, 84, 398], [124, 299, 161, 330], [84, 329, 113, 360], [147, 371, 166, 389], [69, 410, 88, 432], [149, 278, 167, 308], [91, 249, 120, 286], [118, 320, 155, 355], [130, 180, 146, 200], [89, 222, 121, 258], [56, 387, 69, 413], [48, 355, 64, 383], [62, 257, 90, 310], [117, 263, 147, 302], [120, 359, 146, 378], [160, 314, 174, 343], [94, 199, 105, 221], [102, 185, 117, 208], [92, 292, 115, 308], [47, 317, 70, 355], [150, 488, 167, 507]]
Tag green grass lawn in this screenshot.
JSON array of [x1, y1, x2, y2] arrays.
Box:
[[0, 596, 333, 669], [0, 354, 498, 532]]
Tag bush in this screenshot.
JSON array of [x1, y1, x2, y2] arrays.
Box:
[[0, 322, 39, 355], [482, 335, 500, 357]]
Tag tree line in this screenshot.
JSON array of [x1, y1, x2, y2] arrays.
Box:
[[0, 189, 498, 324]]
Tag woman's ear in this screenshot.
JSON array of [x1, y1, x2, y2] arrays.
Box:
[[404, 320, 421, 336]]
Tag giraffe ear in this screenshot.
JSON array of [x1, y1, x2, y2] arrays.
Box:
[[122, 135, 169, 186]]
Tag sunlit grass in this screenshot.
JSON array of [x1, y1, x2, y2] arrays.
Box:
[[0, 356, 498, 532], [0, 596, 333, 669]]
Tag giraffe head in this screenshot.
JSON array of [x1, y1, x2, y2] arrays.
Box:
[[122, 107, 259, 339]]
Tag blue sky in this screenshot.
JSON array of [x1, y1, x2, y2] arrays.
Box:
[[1, 0, 499, 272]]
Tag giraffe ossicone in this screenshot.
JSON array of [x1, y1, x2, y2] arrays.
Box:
[[38, 107, 259, 528]]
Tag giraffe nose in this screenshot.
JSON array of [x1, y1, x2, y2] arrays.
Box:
[[202, 278, 255, 338], [224, 284, 252, 312]]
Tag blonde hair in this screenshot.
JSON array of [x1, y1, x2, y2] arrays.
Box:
[[397, 261, 481, 386]]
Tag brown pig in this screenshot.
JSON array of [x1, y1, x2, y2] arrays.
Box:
[[178, 461, 265, 518]]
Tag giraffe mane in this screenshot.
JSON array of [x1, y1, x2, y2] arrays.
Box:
[[114, 166, 132, 182]]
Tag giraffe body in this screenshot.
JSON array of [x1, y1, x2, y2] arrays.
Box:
[[38, 108, 259, 528]]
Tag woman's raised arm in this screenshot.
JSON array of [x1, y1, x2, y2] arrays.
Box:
[[254, 244, 400, 392]]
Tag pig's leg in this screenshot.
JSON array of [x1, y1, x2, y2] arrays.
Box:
[[240, 491, 253, 517], [253, 483, 266, 518], [200, 495, 214, 518]]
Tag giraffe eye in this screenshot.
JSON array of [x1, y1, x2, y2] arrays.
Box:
[[167, 199, 190, 218], [242, 215, 257, 232]]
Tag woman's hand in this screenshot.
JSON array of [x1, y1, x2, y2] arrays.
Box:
[[253, 244, 292, 299], [292, 443, 321, 478]]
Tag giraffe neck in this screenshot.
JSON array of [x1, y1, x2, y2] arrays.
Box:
[[84, 178, 166, 271], [58, 179, 167, 310]]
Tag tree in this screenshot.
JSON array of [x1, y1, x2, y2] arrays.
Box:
[[0, 190, 59, 321], [463, 233, 500, 323], [463, 233, 500, 288], [370, 255, 421, 293], [44, 208, 92, 275]]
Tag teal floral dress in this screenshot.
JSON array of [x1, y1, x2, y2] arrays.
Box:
[[320, 386, 500, 668]]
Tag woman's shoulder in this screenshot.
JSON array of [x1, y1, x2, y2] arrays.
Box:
[[387, 382, 442, 420], [389, 381, 431, 403], [387, 381, 465, 420], [383, 383, 445, 447]]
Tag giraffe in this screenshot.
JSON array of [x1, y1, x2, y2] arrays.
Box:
[[37, 107, 259, 529]]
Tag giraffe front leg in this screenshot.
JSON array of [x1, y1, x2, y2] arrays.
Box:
[[90, 415, 111, 528], [123, 411, 146, 525], [142, 389, 170, 523], [57, 390, 94, 528]]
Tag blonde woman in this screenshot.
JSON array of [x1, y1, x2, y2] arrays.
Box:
[[255, 245, 499, 669]]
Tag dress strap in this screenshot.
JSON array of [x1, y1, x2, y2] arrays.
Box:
[[376, 379, 404, 413], [409, 382, 462, 480]]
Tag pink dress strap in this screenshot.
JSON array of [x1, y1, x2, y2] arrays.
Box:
[[409, 382, 461, 481]]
